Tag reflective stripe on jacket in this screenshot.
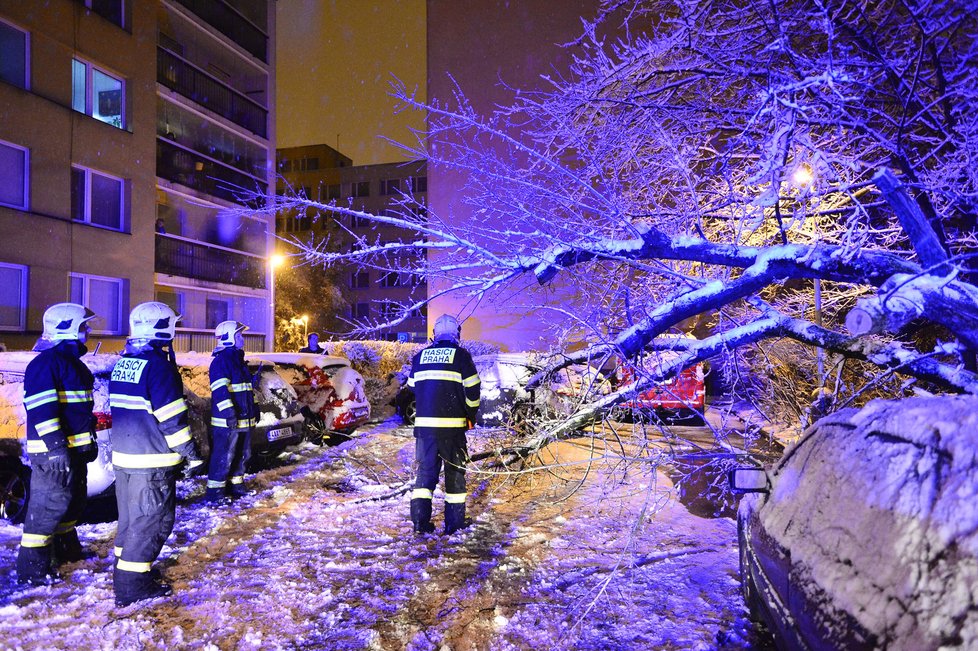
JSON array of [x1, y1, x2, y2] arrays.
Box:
[[109, 342, 197, 471], [209, 347, 257, 429], [23, 340, 96, 458], [408, 341, 480, 436]]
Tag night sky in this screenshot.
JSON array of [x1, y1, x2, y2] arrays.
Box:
[[275, 0, 426, 166]]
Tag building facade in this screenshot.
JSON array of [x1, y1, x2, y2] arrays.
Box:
[[0, 0, 276, 353], [277, 143, 428, 342]]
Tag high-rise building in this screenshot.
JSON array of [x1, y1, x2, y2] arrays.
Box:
[[0, 0, 276, 352], [276, 143, 428, 342]]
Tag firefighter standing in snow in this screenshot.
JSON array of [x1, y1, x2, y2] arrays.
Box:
[[205, 320, 256, 503], [408, 314, 481, 534], [16, 304, 99, 585], [109, 301, 203, 606]]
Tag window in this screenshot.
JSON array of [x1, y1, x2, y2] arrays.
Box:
[[71, 166, 126, 230], [322, 184, 341, 201], [353, 302, 370, 320], [72, 58, 125, 128], [380, 178, 401, 196], [69, 273, 126, 334], [83, 0, 125, 28], [205, 298, 229, 329], [0, 263, 28, 330], [379, 272, 401, 288], [0, 20, 28, 89], [379, 302, 399, 320], [351, 213, 370, 228], [351, 271, 369, 289], [0, 140, 28, 210], [155, 288, 185, 317], [411, 176, 427, 193], [351, 181, 370, 198]]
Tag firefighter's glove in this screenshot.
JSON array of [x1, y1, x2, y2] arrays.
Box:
[[79, 441, 99, 464], [45, 450, 71, 473], [183, 457, 206, 479]]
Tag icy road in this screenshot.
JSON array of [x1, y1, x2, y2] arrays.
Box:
[[0, 418, 760, 650]]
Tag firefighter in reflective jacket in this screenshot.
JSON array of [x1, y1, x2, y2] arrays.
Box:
[[16, 303, 99, 585], [205, 320, 256, 503], [408, 314, 481, 534], [109, 301, 203, 607]]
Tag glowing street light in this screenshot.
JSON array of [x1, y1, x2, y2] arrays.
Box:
[[793, 163, 814, 187]]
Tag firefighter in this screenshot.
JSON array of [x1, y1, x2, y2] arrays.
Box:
[[16, 303, 99, 585], [408, 314, 481, 535], [205, 320, 255, 503], [109, 301, 203, 607]]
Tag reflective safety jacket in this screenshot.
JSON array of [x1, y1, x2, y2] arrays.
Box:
[[109, 341, 198, 472], [408, 340, 481, 436], [23, 340, 96, 459], [209, 347, 256, 429]]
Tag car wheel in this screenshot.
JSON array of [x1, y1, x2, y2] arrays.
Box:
[[0, 459, 30, 524], [402, 398, 416, 426], [302, 410, 328, 445]]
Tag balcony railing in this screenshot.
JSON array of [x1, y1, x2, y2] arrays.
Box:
[[157, 138, 266, 205], [155, 233, 267, 289], [158, 47, 267, 137], [172, 0, 268, 62]]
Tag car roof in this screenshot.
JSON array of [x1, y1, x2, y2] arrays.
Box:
[[245, 352, 351, 368]]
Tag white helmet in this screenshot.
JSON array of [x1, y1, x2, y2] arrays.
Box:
[[42, 303, 97, 341], [433, 314, 461, 343], [129, 301, 180, 341], [215, 320, 247, 347]]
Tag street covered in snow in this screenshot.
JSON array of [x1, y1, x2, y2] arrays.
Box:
[[0, 417, 760, 650]]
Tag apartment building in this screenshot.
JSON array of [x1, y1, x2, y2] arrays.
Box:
[[277, 143, 428, 342], [0, 0, 276, 353]]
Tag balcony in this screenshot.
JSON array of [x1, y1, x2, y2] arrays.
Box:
[[158, 47, 267, 138], [157, 138, 266, 205], [173, 329, 266, 353], [156, 233, 267, 289], [172, 0, 268, 62]]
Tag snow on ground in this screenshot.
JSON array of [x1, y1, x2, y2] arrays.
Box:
[[0, 418, 760, 650]]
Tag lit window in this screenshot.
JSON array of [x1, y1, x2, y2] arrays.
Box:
[[0, 263, 28, 331], [0, 19, 28, 89], [72, 58, 125, 129], [71, 166, 126, 231], [69, 273, 126, 334], [0, 140, 28, 210]]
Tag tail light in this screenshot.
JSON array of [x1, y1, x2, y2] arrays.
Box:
[[94, 412, 112, 431]]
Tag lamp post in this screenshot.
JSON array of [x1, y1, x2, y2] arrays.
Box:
[[268, 253, 285, 352], [300, 314, 309, 341]]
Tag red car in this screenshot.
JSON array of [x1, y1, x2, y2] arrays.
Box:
[[614, 348, 706, 425]]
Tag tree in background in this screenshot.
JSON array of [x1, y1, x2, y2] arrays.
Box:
[[243, 0, 978, 455], [273, 255, 348, 351]]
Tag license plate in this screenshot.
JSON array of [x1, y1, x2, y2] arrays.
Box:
[[266, 426, 292, 442]]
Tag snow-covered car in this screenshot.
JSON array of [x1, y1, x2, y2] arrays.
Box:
[[395, 352, 611, 429], [614, 356, 706, 424], [245, 353, 371, 438], [731, 395, 978, 650], [0, 351, 304, 523]]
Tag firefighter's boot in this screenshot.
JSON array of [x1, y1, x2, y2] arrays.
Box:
[[229, 482, 250, 500], [54, 529, 97, 564], [445, 502, 468, 535], [114, 568, 173, 607], [204, 487, 228, 504], [410, 498, 435, 534], [16, 545, 60, 586]]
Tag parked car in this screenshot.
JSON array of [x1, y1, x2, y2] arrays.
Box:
[[245, 353, 371, 439], [730, 395, 978, 650], [610, 342, 706, 425], [0, 351, 305, 523]]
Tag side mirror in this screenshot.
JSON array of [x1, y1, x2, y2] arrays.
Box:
[[728, 467, 770, 494]]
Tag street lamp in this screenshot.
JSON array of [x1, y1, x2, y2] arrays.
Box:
[[268, 253, 286, 352]]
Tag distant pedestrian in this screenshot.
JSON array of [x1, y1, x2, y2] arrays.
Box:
[[109, 301, 203, 607], [299, 332, 326, 355], [205, 321, 256, 503], [17, 304, 99, 585], [408, 315, 481, 535], [154, 218, 166, 234]]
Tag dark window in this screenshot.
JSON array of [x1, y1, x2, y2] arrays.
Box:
[[411, 176, 427, 193], [353, 302, 370, 320], [205, 298, 229, 329], [380, 178, 401, 196], [87, 0, 125, 28], [0, 140, 28, 210], [351, 271, 369, 289], [71, 166, 126, 231], [380, 272, 401, 288], [325, 184, 341, 200], [0, 263, 28, 330], [0, 20, 28, 89], [351, 181, 370, 198]]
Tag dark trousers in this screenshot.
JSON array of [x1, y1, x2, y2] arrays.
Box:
[[414, 432, 468, 496], [114, 469, 176, 572], [22, 458, 88, 539], [207, 427, 251, 488]]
